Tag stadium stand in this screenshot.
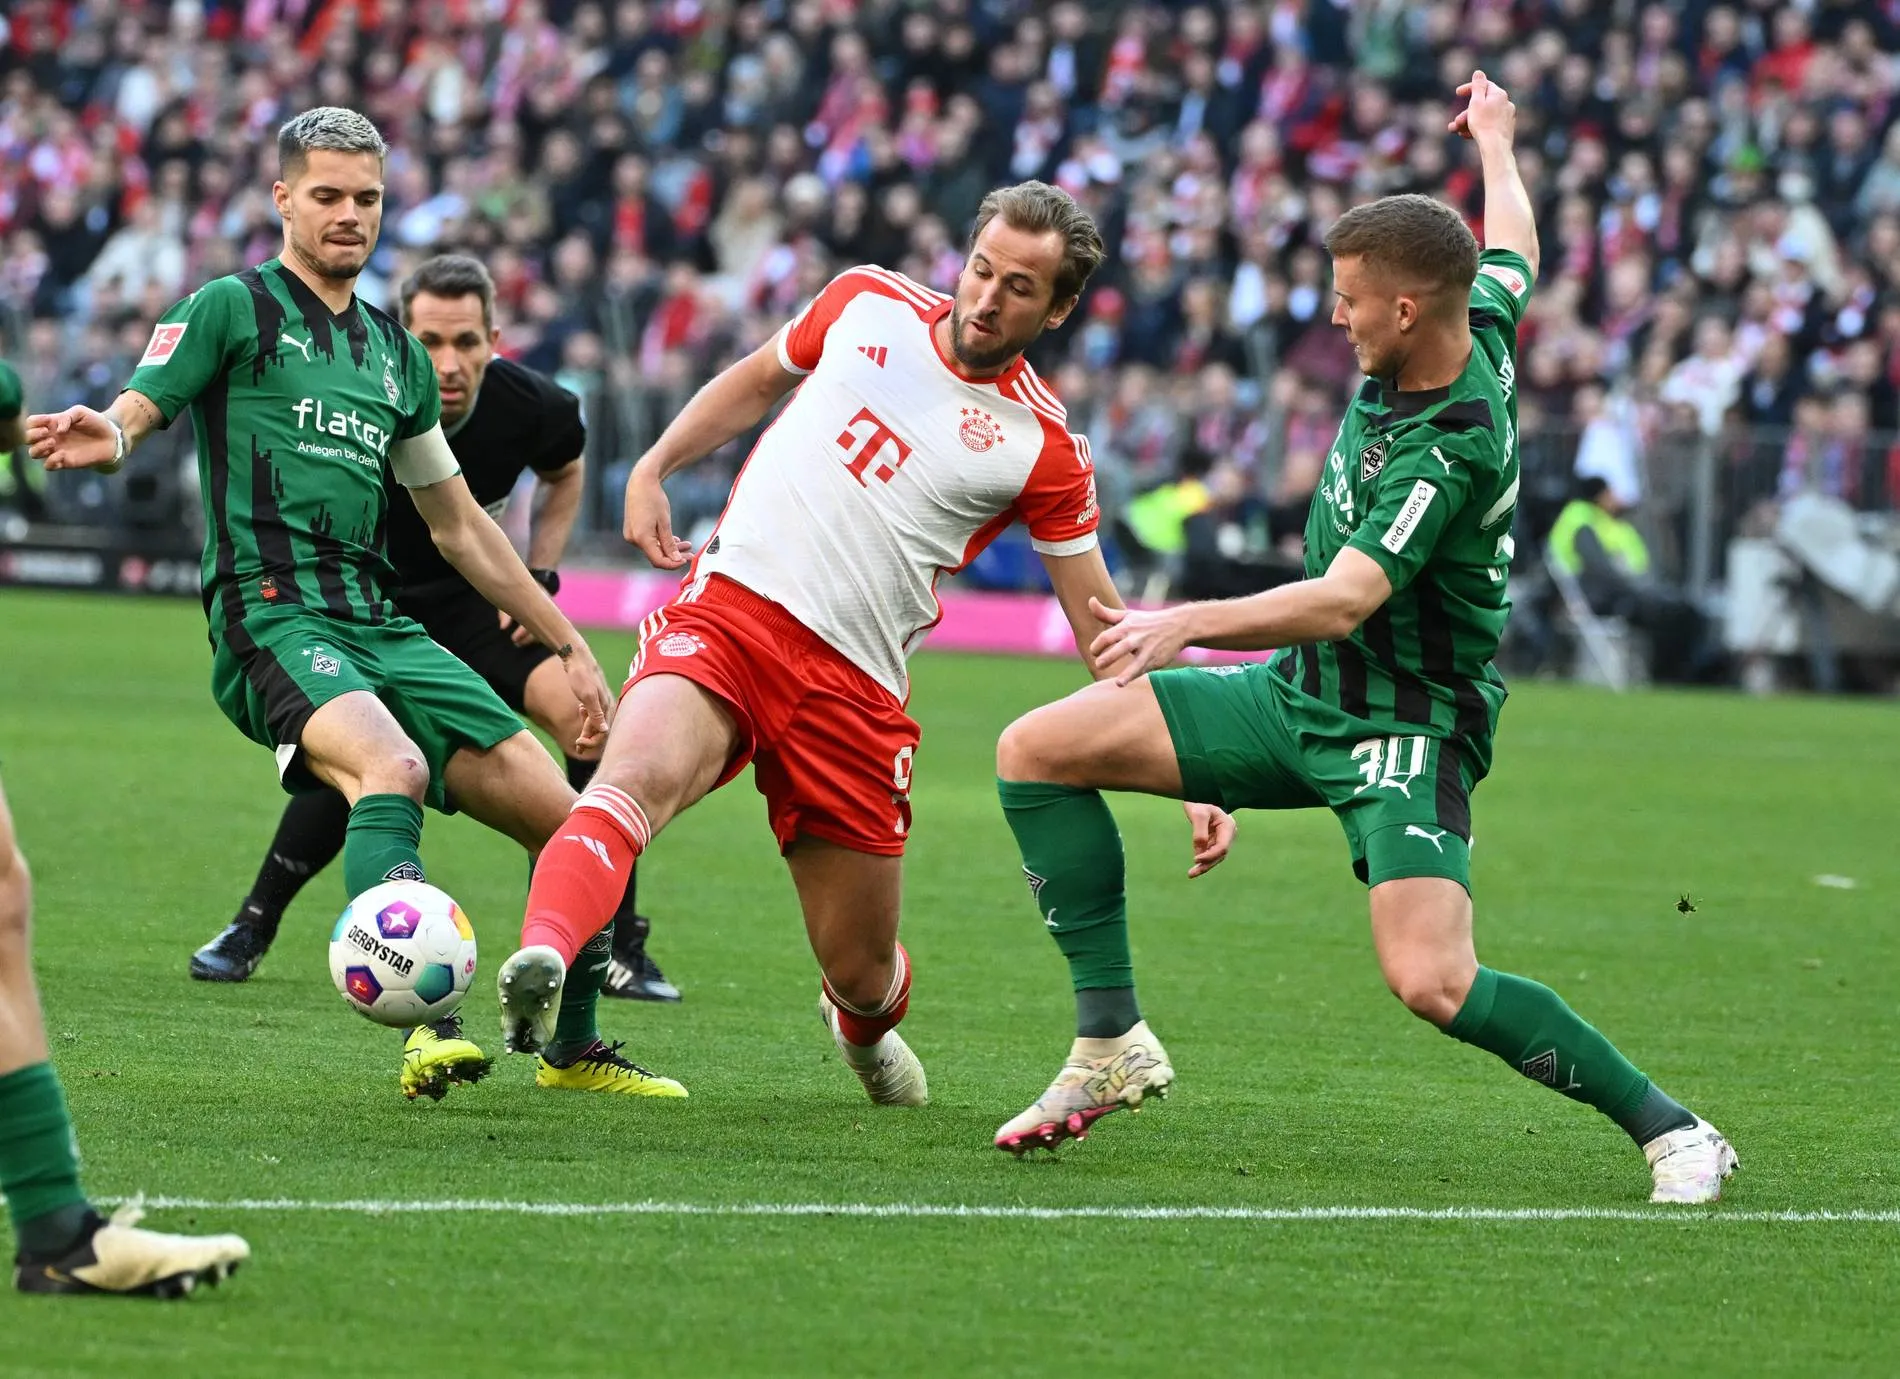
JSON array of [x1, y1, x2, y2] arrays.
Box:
[[3, 0, 1899, 684]]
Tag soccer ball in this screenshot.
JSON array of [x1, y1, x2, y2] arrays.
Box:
[[328, 880, 477, 1028]]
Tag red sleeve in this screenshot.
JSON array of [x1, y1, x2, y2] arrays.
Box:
[[1015, 418, 1101, 555], [776, 267, 879, 374]]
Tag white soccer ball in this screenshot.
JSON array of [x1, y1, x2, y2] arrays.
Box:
[[328, 880, 477, 1028]]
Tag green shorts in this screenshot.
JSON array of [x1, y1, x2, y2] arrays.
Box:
[[1150, 663, 1486, 889], [211, 607, 523, 811]]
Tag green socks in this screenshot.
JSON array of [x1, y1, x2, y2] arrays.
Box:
[[343, 793, 425, 896], [1447, 966, 1694, 1145], [544, 922, 612, 1065], [998, 779, 1142, 1038], [0, 1062, 93, 1258]]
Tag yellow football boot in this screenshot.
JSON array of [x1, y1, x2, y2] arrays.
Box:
[[400, 1013, 493, 1101], [535, 1039, 687, 1097]]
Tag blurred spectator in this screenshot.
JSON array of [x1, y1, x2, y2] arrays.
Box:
[[0, 0, 1894, 605], [1550, 476, 1713, 683]]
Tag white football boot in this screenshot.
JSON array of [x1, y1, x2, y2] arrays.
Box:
[[496, 945, 566, 1055], [995, 1020, 1174, 1155], [14, 1206, 249, 1298], [819, 994, 928, 1106], [1644, 1116, 1740, 1204]]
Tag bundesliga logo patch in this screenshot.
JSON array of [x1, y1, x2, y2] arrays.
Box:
[[958, 408, 1002, 453], [139, 322, 188, 366], [655, 631, 707, 658], [1359, 436, 1389, 483]]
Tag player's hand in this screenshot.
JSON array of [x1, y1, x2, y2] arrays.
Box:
[[1183, 802, 1236, 879], [25, 406, 120, 470], [560, 639, 616, 753], [1449, 70, 1515, 144], [497, 608, 537, 647], [1087, 597, 1195, 686], [623, 469, 693, 570]]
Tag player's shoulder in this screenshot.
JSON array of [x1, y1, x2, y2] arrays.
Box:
[[1413, 387, 1508, 475], [998, 359, 1082, 444], [179, 271, 256, 319], [827, 264, 949, 321]]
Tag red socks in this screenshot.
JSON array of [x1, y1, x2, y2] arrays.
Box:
[[823, 942, 912, 1047], [522, 785, 651, 966]]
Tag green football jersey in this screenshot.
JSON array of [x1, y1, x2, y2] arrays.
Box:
[[1274, 248, 1532, 748], [0, 357, 21, 421], [126, 259, 441, 634]]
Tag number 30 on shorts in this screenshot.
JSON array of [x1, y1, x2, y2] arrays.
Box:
[[1351, 735, 1428, 798]]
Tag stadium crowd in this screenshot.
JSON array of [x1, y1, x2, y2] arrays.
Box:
[[2, 0, 1899, 595]]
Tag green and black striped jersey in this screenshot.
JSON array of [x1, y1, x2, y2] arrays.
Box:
[[1273, 248, 1532, 757], [126, 259, 440, 635]]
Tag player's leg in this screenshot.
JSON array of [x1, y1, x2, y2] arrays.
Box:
[[439, 728, 679, 1095], [514, 672, 738, 958], [786, 838, 925, 1106], [297, 692, 434, 891], [1357, 799, 1736, 1203], [0, 776, 250, 1296], [190, 788, 349, 982], [991, 676, 1190, 1150], [211, 615, 435, 897], [521, 656, 679, 1002]]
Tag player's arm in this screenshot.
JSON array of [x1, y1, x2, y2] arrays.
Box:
[[623, 338, 802, 568], [399, 427, 615, 749], [25, 390, 167, 476], [1085, 550, 1392, 684], [526, 459, 583, 571], [29, 284, 237, 475], [1451, 70, 1539, 277], [1041, 547, 1124, 680], [1092, 437, 1476, 684]]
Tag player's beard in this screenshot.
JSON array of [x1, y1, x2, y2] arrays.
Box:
[[949, 303, 1027, 373], [292, 227, 372, 282]]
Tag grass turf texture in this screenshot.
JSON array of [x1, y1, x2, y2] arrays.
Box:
[[0, 588, 1895, 1377]]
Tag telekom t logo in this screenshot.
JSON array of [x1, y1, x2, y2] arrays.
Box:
[[835, 406, 913, 486]]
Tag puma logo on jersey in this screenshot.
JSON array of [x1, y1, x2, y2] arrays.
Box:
[[1431, 446, 1454, 474], [857, 344, 888, 367], [1404, 825, 1448, 852], [279, 331, 315, 362]]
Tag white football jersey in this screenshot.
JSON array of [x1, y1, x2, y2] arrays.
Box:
[[686, 265, 1100, 701]]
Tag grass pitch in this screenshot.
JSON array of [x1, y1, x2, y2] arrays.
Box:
[[1, 589, 1896, 1377]]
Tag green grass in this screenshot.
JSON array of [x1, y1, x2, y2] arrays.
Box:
[[1, 589, 1896, 1376]]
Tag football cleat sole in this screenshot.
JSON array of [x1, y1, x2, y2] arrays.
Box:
[[497, 946, 566, 1055], [995, 1078, 1171, 1157]]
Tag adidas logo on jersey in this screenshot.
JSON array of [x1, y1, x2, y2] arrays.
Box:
[[857, 344, 888, 367]]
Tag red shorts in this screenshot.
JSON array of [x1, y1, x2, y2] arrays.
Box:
[[623, 576, 920, 857]]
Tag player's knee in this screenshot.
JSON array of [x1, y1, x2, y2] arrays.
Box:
[[997, 713, 1063, 782], [1380, 957, 1470, 1027], [822, 948, 897, 1013], [366, 747, 430, 801]]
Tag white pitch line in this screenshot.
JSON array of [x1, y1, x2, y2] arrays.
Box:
[[95, 1198, 1900, 1224]]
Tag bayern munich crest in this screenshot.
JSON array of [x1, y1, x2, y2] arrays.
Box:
[[958, 408, 1002, 453], [656, 631, 707, 657]]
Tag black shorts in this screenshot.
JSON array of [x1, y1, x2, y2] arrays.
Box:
[[397, 580, 553, 714]]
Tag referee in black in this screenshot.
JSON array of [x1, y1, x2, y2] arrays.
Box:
[[191, 254, 678, 1002]]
